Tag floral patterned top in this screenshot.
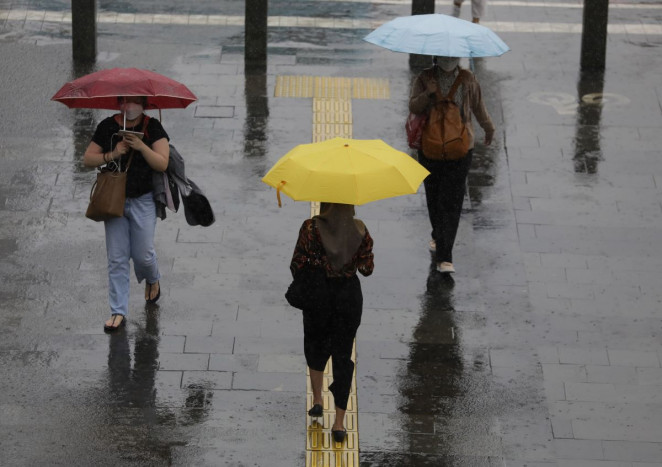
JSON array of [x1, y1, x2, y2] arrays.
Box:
[[290, 218, 374, 279]]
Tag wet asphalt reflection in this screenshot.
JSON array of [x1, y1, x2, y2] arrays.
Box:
[[244, 62, 270, 159], [573, 70, 605, 174]]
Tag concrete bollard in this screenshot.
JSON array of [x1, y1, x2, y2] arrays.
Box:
[[72, 0, 97, 63], [409, 0, 436, 69], [245, 0, 268, 65], [580, 0, 609, 72], [411, 0, 435, 16]]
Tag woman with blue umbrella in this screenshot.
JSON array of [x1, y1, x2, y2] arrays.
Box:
[[409, 56, 494, 274], [364, 14, 508, 274]]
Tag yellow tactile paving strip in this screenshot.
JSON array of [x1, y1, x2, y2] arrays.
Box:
[[275, 75, 389, 466], [312, 98, 353, 142], [275, 76, 389, 100]]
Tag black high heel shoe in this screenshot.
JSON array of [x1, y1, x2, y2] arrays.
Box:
[[332, 429, 347, 443], [308, 404, 323, 417]]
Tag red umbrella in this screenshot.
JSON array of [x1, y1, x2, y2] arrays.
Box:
[[51, 67, 197, 110]]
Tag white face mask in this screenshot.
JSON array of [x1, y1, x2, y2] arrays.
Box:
[[437, 57, 460, 72], [121, 102, 143, 121]]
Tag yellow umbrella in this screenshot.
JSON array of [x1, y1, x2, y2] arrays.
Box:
[[262, 137, 430, 206]]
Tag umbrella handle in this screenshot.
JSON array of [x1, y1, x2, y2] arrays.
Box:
[[277, 181, 286, 208]]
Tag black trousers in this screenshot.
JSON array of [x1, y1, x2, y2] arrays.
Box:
[[302, 275, 362, 411], [419, 150, 473, 264]]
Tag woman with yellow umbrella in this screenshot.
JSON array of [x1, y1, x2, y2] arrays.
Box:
[[290, 202, 373, 443], [263, 137, 429, 443]]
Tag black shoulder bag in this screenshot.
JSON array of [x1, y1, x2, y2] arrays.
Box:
[[285, 222, 331, 310]]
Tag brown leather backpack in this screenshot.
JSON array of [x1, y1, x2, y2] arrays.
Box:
[[422, 70, 470, 161]]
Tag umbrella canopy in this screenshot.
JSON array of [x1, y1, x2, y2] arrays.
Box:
[[51, 68, 197, 110], [363, 14, 509, 58], [261, 137, 430, 206]]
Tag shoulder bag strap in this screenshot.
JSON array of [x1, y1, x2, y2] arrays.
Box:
[[123, 115, 151, 173]]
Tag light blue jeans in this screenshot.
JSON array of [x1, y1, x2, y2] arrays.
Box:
[[104, 192, 160, 317]]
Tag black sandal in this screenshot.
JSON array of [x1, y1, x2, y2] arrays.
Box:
[[146, 281, 161, 304], [332, 429, 347, 443], [308, 404, 323, 417], [103, 314, 126, 333]]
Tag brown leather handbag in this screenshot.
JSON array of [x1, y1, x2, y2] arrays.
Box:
[[85, 152, 133, 222]]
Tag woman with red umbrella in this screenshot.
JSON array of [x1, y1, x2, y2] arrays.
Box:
[[83, 96, 170, 332]]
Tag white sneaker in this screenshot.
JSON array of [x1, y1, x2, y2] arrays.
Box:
[[437, 262, 455, 274], [429, 239, 436, 252]]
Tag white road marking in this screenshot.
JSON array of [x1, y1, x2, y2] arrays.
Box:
[[2, 9, 661, 35]]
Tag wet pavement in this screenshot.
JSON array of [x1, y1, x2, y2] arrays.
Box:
[[2, 0, 662, 465]]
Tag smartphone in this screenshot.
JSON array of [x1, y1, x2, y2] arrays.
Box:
[[118, 130, 144, 139]]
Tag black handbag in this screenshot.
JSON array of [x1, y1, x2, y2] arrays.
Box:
[[285, 265, 330, 311]]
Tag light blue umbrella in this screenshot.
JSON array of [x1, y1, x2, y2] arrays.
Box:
[[363, 14, 509, 58]]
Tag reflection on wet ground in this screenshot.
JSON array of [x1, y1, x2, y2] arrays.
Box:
[[361, 267, 527, 466], [573, 70, 604, 174], [72, 107, 97, 171], [243, 62, 269, 158], [105, 306, 173, 463], [104, 304, 213, 463]]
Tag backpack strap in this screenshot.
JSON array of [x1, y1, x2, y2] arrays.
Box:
[[445, 69, 471, 100], [434, 69, 470, 122], [430, 68, 469, 101]]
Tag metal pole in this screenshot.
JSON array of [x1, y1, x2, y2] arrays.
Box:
[[409, 0, 435, 69], [580, 0, 609, 72], [245, 0, 268, 65], [411, 0, 435, 15], [71, 0, 97, 63]]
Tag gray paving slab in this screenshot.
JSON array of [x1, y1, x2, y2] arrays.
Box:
[[585, 365, 638, 385], [558, 347, 611, 366], [553, 438, 604, 460], [182, 370, 232, 390], [159, 353, 210, 371]]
